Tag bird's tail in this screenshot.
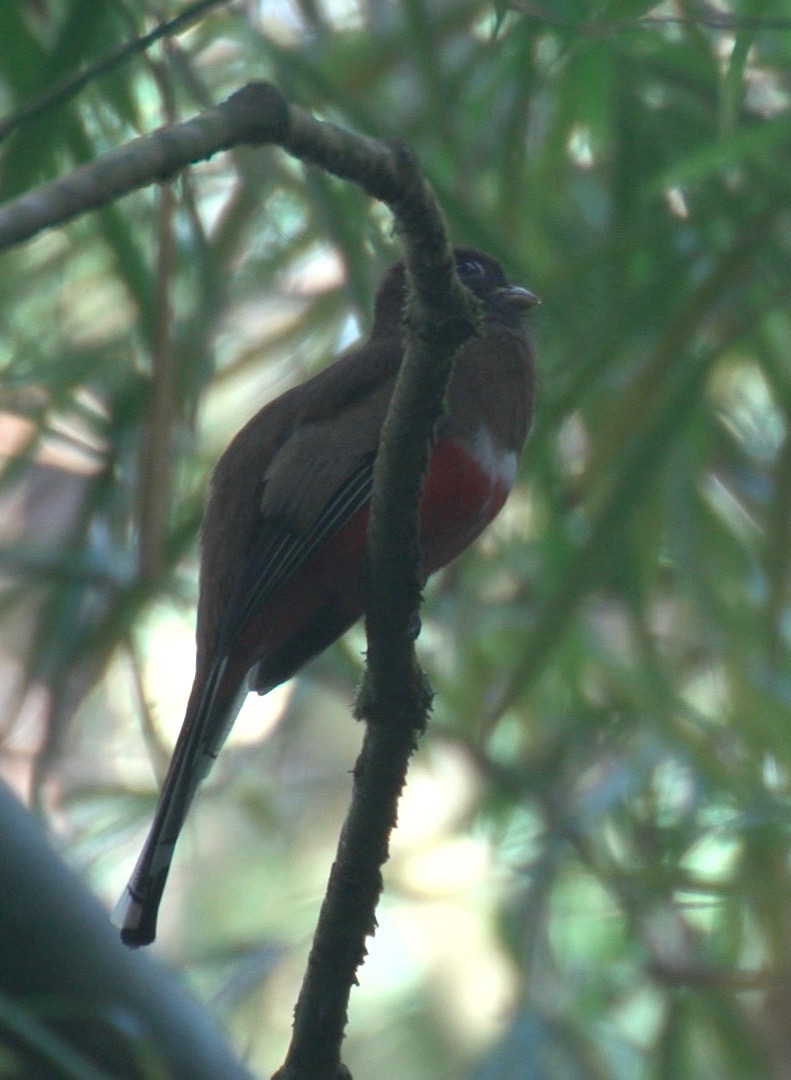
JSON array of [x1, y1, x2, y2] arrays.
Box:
[[113, 662, 247, 947]]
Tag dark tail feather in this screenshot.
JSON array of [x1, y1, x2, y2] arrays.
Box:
[[113, 662, 248, 947], [114, 843, 173, 948]]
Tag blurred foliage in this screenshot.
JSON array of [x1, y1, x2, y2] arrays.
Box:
[[2, 0, 791, 1077]]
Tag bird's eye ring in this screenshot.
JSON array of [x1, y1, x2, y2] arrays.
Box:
[[457, 258, 485, 278]]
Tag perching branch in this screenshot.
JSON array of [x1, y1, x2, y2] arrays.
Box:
[[0, 82, 482, 1079]]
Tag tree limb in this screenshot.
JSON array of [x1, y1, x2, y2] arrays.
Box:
[[0, 81, 483, 1078]]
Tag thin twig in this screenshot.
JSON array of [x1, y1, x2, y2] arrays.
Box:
[[0, 0, 236, 143], [507, 0, 791, 33], [137, 184, 177, 583]]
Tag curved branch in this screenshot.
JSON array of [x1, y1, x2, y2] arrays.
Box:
[[0, 81, 482, 1079]]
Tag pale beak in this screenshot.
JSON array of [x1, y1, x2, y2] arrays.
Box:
[[494, 285, 541, 309]]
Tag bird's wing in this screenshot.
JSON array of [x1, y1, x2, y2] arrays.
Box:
[[219, 450, 375, 655], [216, 360, 396, 645], [195, 337, 402, 665]]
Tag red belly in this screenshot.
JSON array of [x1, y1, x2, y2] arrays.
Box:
[[419, 437, 510, 572], [224, 436, 511, 693], [299, 435, 510, 608]]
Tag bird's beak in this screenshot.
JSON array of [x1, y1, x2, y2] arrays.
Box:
[[494, 285, 541, 310]]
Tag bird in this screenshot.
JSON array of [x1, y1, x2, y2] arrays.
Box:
[[114, 246, 538, 946]]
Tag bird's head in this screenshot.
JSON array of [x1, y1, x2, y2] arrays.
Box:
[[371, 246, 539, 335]]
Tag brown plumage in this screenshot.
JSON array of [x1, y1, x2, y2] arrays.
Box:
[[115, 246, 538, 946]]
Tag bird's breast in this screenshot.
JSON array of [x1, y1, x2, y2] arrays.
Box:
[[419, 429, 517, 573]]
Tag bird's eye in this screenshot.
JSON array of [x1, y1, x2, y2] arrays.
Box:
[[457, 258, 485, 278]]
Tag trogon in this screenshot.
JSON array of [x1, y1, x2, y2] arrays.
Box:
[[115, 247, 538, 946]]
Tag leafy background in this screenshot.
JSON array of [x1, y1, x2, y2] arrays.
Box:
[[2, 1, 791, 1077]]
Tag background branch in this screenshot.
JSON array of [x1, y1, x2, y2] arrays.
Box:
[[0, 776, 254, 1080], [0, 0, 235, 143]]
